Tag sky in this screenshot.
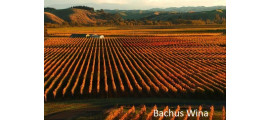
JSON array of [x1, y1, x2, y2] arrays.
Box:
[[44, 0, 226, 10]]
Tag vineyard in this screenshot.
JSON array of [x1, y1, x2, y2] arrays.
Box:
[[105, 105, 226, 120], [44, 34, 226, 100]]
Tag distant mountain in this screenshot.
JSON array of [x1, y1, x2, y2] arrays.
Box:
[[103, 9, 155, 20], [149, 6, 226, 12], [104, 6, 225, 20], [44, 6, 226, 26], [144, 10, 226, 21]]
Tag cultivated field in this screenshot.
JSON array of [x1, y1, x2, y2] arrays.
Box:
[[44, 26, 226, 101], [44, 26, 226, 119]]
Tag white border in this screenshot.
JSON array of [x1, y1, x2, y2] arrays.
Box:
[[227, 0, 270, 119], [0, 0, 270, 119], [0, 0, 44, 119]]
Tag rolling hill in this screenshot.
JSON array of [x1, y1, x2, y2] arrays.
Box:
[[44, 6, 226, 26], [44, 6, 122, 26], [44, 12, 65, 24]]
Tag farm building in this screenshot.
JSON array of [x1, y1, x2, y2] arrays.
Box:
[[70, 34, 88, 38], [88, 34, 105, 39], [70, 34, 104, 39]]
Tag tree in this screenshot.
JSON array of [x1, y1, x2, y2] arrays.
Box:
[[206, 19, 213, 24], [71, 6, 94, 12], [221, 17, 226, 24], [100, 9, 104, 13], [214, 14, 221, 24]]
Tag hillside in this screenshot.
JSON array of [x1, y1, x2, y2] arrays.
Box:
[[143, 10, 226, 21], [104, 6, 226, 20], [44, 6, 123, 26], [149, 6, 226, 12], [44, 12, 65, 24], [44, 6, 226, 26]]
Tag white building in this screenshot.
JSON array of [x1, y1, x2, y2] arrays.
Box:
[[70, 34, 104, 39], [88, 34, 105, 39]]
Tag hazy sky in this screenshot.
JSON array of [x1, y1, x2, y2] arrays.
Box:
[[45, 0, 226, 9]]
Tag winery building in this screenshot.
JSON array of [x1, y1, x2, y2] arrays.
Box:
[[70, 34, 104, 39]]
